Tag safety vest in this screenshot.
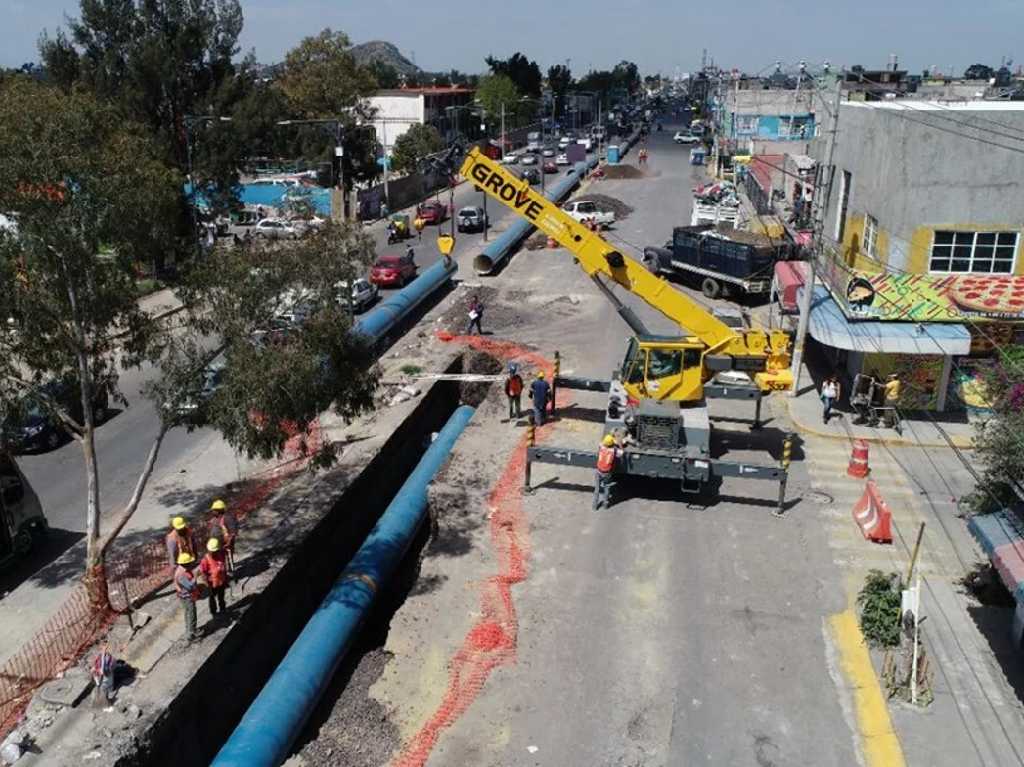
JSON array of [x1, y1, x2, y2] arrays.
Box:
[[174, 566, 198, 601], [596, 445, 618, 474], [201, 552, 229, 588]]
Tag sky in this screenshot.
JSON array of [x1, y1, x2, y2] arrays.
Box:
[[6, 0, 1023, 78]]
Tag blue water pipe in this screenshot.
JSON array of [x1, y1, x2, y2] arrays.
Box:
[[473, 156, 599, 275], [354, 256, 458, 346], [212, 404, 477, 767]]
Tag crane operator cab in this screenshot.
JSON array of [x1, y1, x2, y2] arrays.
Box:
[[620, 336, 705, 403]]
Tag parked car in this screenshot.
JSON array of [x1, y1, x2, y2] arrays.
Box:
[[520, 154, 538, 166], [563, 199, 615, 229], [519, 168, 541, 185], [0, 452, 47, 569], [336, 278, 379, 313], [541, 147, 556, 157], [674, 131, 700, 144], [555, 153, 570, 166], [416, 200, 448, 225], [174, 352, 228, 419], [253, 218, 301, 239], [542, 160, 558, 174], [370, 253, 418, 288], [4, 378, 110, 453], [500, 154, 519, 165], [457, 206, 488, 233]]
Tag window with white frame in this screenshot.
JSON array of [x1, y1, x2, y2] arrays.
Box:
[[735, 115, 758, 134], [863, 215, 878, 260], [929, 230, 1019, 274]]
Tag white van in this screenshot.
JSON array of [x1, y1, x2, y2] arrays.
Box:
[[526, 131, 542, 151]]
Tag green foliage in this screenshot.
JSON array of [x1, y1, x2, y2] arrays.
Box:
[[486, 52, 542, 97], [278, 28, 376, 119], [400, 364, 423, 376], [964, 64, 995, 80], [973, 344, 1024, 502], [476, 74, 523, 132], [391, 124, 443, 175], [547, 64, 573, 118], [159, 222, 380, 462], [857, 570, 903, 648], [369, 60, 400, 89]]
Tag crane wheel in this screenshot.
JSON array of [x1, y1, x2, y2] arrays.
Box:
[[701, 277, 721, 299]]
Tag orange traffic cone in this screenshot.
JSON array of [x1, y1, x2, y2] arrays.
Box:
[[847, 439, 870, 478], [852, 480, 893, 543]]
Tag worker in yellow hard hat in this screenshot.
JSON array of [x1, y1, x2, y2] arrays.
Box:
[[199, 537, 230, 616], [529, 370, 551, 426], [174, 551, 200, 641], [594, 432, 624, 511], [208, 499, 239, 574], [166, 516, 197, 570]]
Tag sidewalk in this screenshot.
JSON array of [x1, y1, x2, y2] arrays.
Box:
[[786, 362, 976, 449]]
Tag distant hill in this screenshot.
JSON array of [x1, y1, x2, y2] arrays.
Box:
[[349, 41, 420, 77]]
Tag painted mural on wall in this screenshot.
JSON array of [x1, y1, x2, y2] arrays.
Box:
[[948, 357, 997, 414], [821, 259, 1024, 322]]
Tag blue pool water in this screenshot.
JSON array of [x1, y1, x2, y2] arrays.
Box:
[[188, 182, 332, 216]]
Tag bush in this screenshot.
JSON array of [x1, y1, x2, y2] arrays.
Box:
[[857, 570, 903, 648]]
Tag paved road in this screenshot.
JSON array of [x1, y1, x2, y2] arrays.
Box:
[[295, 115, 863, 765]]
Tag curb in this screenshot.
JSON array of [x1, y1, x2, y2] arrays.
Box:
[[785, 398, 974, 450]]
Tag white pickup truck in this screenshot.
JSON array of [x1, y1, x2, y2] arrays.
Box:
[[563, 199, 615, 229]]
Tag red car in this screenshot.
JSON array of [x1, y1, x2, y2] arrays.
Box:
[[542, 160, 558, 174], [416, 200, 448, 224], [370, 253, 418, 288]]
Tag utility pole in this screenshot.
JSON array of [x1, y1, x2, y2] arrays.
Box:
[[790, 72, 843, 395], [500, 102, 506, 157]]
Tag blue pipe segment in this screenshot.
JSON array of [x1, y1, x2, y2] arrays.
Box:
[[213, 404, 477, 767], [354, 256, 457, 345], [473, 156, 599, 275]]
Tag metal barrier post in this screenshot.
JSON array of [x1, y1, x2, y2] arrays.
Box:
[[775, 432, 794, 517], [524, 415, 536, 493], [551, 351, 560, 418]]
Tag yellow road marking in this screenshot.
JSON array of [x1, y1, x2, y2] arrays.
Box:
[[829, 609, 906, 767]]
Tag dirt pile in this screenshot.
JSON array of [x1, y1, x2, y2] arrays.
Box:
[[459, 349, 502, 407], [601, 164, 646, 180], [435, 285, 529, 336]]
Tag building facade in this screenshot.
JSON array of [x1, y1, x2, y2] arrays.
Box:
[[805, 100, 1024, 412], [367, 87, 475, 158]]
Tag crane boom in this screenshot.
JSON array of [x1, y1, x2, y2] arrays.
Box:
[[459, 148, 792, 378]]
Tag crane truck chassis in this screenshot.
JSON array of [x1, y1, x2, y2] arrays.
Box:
[[459, 148, 795, 511]]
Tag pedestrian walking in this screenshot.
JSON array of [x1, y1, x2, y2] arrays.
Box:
[[466, 295, 484, 335], [199, 538, 230, 617], [593, 433, 624, 511], [504, 363, 524, 421], [414, 216, 425, 241], [380, 200, 389, 219], [882, 373, 901, 428], [208, 499, 238, 574], [821, 374, 841, 425], [529, 371, 551, 426], [174, 552, 201, 642], [91, 643, 117, 706], [165, 517, 197, 570]]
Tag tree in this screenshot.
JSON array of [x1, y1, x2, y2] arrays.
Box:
[[369, 60, 400, 89], [547, 64, 572, 119], [485, 52, 542, 97], [0, 78, 179, 605], [612, 60, 641, 95], [970, 346, 1024, 511], [278, 29, 376, 119], [964, 64, 995, 81], [476, 74, 522, 134], [0, 78, 380, 608], [390, 124, 443, 174]]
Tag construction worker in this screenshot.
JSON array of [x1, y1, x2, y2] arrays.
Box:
[[414, 215, 425, 241], [174, 552, 200, 642], [528, 371, 551, 427], [91, 642, 116, 706], [466, 295, 484, 335], [594, 433, 624, 510], [208, 499, 238, 573], [165, 517, 197, 570], [504, 363, 524, 421], [882, 373, 902, 428], [199, 538, 230, 617]]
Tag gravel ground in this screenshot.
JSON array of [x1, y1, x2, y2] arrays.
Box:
[[435, 285, 529, 336], [293, 647, 400, 767]]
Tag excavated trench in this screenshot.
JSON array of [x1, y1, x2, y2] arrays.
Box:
[[118, 350, 500, 767]]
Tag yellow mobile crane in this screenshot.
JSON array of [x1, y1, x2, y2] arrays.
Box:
[[460, 147, 795, 498]]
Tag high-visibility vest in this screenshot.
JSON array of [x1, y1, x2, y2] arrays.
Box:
[[596, 445, 617, 473]]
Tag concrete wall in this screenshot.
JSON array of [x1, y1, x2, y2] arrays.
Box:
[[369, 94, 424, 151], [812, 101, 1024, 275]]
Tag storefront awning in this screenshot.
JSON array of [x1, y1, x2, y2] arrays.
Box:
[[800, 286, 972, 355]]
